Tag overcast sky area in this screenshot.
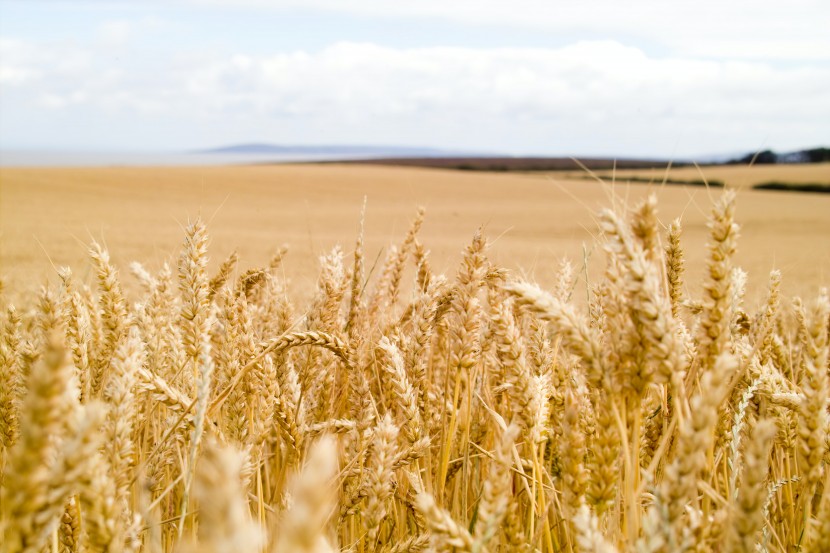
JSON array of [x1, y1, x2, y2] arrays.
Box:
[[1, 0, 828, 158]]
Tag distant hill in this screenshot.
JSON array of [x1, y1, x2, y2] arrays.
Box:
[[198, 143, 486, 157], [727, 147, 830, 165]]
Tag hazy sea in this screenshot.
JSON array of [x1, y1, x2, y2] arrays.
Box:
[[0, 150, 371, 167]]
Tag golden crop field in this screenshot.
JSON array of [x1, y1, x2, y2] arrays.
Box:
[[1, 163, 829, 553], [2, 164, 829, 301]]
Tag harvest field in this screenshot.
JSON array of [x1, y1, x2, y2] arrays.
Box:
[[2, 164, 829, 301], [1, 163, 830, 552]]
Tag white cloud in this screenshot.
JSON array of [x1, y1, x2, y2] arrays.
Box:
[[177, 42, 830, 122], [38, 90, 88, 109], [1, 38, 828, 155], [0, 37, 94, 90], [98, 20, 132, 47], [0, 39, 42, 85]]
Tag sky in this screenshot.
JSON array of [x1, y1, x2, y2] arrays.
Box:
[[0, 0, 828, 158]]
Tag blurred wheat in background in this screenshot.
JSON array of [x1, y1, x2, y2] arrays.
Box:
[[0, 190, 828, 553]]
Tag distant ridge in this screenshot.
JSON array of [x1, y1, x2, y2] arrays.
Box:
[[198, 143, 488, 157]]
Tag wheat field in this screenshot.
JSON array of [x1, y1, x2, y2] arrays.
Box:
[[0, 165, 829, 552], [2, 164, 829, 301]]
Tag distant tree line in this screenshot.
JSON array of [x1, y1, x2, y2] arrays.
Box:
[[728, 147, 830, 165]]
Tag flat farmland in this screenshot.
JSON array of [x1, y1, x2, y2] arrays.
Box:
[[1, 163, 828, 302]]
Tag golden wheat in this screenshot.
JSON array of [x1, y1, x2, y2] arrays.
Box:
[[0, 190, 828, 553]]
